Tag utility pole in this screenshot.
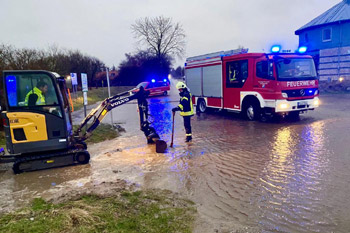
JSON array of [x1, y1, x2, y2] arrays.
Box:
[[106, 68, 114, 126]]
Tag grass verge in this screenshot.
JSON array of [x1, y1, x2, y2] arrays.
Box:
[[0, 190, 196, 233], [73, 123, 124, 144], [71, 86, 134, 111]]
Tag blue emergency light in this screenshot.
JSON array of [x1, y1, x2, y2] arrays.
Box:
[[271, 45, 281, 53], [6, 75, 17, 107], [163, 79, 167, 82], [298, 46, 307, 53], [151, 79, 156, 83]]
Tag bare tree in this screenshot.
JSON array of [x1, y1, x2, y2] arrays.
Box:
[[131, 16, 186, 60]]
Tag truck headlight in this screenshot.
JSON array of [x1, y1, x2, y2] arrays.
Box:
[[282, 93, 288, 98], [314, 90, 319, 95], [279, 103, 290, 109], [313, 99, 320, 106]]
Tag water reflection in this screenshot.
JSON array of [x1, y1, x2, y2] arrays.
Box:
[[301, 121, 325, 157], [148, 98, 173, 136], [257, 121, 333, 232], [272, 126, 295, 163]]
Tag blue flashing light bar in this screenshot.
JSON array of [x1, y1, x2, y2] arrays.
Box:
[[298, 46, 307, 53], [151, 79, 156, 83], [271, 45, 281, 53]]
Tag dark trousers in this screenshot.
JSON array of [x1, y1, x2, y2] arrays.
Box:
[[183, 116, 192, 137]]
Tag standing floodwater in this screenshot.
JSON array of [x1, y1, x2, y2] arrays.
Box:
[[1, 86, 350, 232]]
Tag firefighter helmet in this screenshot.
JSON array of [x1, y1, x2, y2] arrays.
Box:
[[176, 81, 187, 90]]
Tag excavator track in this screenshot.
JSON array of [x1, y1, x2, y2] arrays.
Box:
[[11, 149, 90, 174]]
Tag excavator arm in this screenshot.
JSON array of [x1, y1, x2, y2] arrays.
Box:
[[73, 87, 167, 153]]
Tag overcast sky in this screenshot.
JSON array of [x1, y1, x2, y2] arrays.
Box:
[[0, 0, 341, 68]]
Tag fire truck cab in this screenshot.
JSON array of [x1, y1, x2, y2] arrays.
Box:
[[185, 48, 320, 120]]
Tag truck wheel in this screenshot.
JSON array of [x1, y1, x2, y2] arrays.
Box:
[[163, 91, 168, 96], [197, 99, 207, 113], [75, 151, 90, 164], [243, 101, 261, 121]]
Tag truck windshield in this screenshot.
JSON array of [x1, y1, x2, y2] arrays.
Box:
[[275, 58, 317, 80]]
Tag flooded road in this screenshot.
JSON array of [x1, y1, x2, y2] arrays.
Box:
[[1, 83, 350, 232]]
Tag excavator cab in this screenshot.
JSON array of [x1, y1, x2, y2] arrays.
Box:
[[2, 71, 72, 155]]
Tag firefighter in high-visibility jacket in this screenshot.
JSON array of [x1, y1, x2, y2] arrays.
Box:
[[172, 82, 194, 142]]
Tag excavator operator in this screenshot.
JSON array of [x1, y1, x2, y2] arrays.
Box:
[[25, 81, 48, 106]]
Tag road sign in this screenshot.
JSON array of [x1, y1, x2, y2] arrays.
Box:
[[81, 73, 88, 92], [70, 73, 78, 85]]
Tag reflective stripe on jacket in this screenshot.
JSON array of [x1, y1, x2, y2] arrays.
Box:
[[25, 87, 45, 105], [178, 91, 194, 116]]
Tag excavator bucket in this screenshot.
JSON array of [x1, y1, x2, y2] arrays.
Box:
[[155, 140, 167, 153]]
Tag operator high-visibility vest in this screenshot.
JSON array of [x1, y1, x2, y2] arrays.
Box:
[[25, 87, 46, 105], [178, 91, 194, 117]]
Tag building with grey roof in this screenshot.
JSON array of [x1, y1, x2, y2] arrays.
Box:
[[295, 0, 350, 81]]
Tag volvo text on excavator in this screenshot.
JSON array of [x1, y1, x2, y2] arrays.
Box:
[[0, 70, 167, 174]]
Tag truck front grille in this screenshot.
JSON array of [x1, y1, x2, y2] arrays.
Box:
[[282, 88, 318, 98]]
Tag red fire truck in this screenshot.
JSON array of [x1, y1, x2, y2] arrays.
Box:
[[185, 48, 320, 120]]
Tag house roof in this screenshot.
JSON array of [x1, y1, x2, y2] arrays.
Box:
[[295, 0, 350, 34]]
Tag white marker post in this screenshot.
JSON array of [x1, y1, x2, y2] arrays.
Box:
[[70, 73, 78, 99], [81, 73, 88, 119], [106, 68, 114, 126]]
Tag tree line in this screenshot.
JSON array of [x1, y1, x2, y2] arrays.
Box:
[[0, 44, 105, 88]]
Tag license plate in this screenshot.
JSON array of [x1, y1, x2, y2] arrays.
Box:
[[297, 101, 307, 108]]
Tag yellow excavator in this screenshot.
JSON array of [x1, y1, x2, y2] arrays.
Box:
[[0, 70, 167, 174]]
